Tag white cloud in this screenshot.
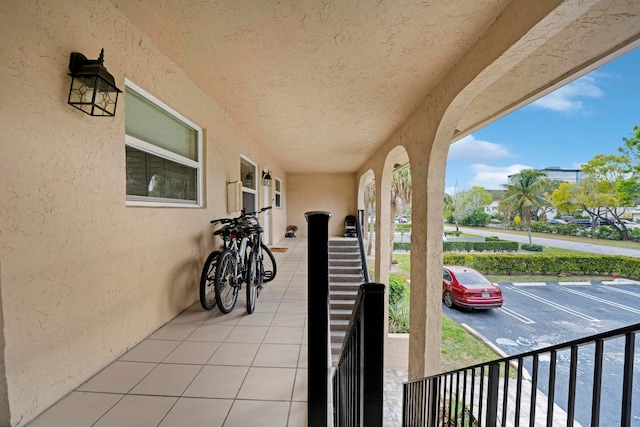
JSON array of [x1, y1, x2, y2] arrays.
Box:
[[530, 74, 604, 113], [469, 164, 533, 189], [448, 135, 514, 161]]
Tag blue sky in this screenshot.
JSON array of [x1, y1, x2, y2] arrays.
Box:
[[445, 46, 640, 192]]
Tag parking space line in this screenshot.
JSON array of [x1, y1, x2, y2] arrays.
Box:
[[561, 287, 640, 315], [510, 288, 600, 322], [602, 278, 640, 285], [558, 281, 591, 286], [512, 282, 547, 287], [498, 306, 535, 324], [602, 286, 640, 298]]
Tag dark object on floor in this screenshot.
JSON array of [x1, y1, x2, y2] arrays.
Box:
[[344, 215, 357, 237]]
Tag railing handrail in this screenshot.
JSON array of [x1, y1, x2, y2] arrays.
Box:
[[333, 282, 385, 427], [356, 209, 370, 283], [406, 320, 640, 384]]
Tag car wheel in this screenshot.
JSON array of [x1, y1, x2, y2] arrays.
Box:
[[443, 290, 454, 308]]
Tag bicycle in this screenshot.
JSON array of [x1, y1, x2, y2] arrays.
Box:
[[199, 207, 277, 313]]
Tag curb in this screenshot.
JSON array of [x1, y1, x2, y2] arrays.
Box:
[[460, 323, 531, 380]]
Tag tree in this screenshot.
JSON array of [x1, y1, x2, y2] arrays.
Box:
[[553, 154, 638, 240], [451, 186, 492, 229], [619, 125, 640, 173], [536, 177, 563, 221], [501, 169, 549, 244], [390, 167, 412, 266]]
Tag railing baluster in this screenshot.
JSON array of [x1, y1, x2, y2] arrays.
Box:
[[447, 374, 453, 425], [470, 368, 476, 425], [478, 366, 485, 427], [486, 363, 500, 427], [454, 371, 460, 423], [621, 332, 635, 427], [567, 345, 578, 424], [591, 340, 603, 427], [515, 357, 523, 427], [547, 350, 557, 427], [502, 361, 510, 424], [529, 354, 538, 427], [462, 369, 468, 426], [428, 377, 439, 427]]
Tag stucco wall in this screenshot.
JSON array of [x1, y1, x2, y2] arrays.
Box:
[[0, 1, 285, 424], [287, 174, 357, 237]]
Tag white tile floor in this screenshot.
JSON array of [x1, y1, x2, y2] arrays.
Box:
[[28, 237, 309, 427]]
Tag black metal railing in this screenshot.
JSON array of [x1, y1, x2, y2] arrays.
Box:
[[356, 209, 370, 283], [403, 322, 640, 427], [306, 211, 332, 427], [333, 282, 385, 427]]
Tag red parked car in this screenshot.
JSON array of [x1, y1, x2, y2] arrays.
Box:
[[442, 266, 503, 309]]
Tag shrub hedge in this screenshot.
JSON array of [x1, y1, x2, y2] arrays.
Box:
[[394, 242, 411, 251], [442, 253, 640, 279], [442, 240, 519, 252], [521, 244, 543, 252]]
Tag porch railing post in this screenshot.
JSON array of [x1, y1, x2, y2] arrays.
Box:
[[485, 362, 500, 427], [360, 282, 385, 427], [305, 211, 331, 427]]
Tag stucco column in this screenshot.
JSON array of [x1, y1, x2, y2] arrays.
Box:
[[406, 152, 444, 380], [374, 166, 392, 287]]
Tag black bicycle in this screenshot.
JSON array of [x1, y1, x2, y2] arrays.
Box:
[[199, 207, 277, 313]]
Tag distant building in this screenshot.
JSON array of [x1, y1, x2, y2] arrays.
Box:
[[538, 167, 582, 183], [508, 166, 581, 184]]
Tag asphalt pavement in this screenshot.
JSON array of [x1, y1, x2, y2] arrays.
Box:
[[444, 278, 640, 426], [444, 226, 640, 258]]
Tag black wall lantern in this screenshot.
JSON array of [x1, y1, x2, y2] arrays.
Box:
[[68, 49, 121, 117], [262, 170, 272, 187], [244, 171, 254, 187]]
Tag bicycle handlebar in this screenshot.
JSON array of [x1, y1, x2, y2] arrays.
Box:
[[210, 206, 272, 224]]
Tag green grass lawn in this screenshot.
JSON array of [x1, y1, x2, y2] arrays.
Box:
[[441, 314, 501, 372]]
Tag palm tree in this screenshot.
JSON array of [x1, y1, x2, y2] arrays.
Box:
[[501, 169, 549, 244], [364, 184, 375, 255], [390, 166, 412, 266]]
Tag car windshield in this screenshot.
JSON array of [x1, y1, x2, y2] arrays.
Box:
[[455, 271, 491, 286]]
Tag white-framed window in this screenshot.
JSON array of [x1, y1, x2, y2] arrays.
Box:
[[274, 178, 282, 208], [241, 156, 257, 213], [124, 80, 203, 207]]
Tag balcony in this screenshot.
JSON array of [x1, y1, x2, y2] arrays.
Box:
[[26, 235, 406, 427]]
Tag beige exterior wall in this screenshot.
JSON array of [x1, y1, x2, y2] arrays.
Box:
[[287, 174, 357, 238], [0, 2, 285, 424]]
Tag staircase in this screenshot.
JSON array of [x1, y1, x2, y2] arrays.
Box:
[[329, 237, 366, 363]]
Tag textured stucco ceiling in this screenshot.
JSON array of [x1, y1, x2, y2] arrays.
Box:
[[109, 0, 640, 173]]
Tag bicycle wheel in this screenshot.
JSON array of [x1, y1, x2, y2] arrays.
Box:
[[199, 251, 221, 310], [246, 251, 259, 314], [214, 249, 239, 314], [260, 243, 277, 283]]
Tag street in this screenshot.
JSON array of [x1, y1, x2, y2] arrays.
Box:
[[444, 226, 640, 258], [444, 278, 640, 425]]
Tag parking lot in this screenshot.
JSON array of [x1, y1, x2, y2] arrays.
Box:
[[444, 278, 640, 425]]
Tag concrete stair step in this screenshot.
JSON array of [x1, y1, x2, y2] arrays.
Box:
[[329, 257, 362, 268], [330, 300, 355, 311], [329, 267, 362, 275], [330, 319, 350, 331], [329, 253, 361, 260], [330, 283, 361, 292], [329, 238, 359, 246], [329, 274, 363, 283], [331, 330, 346, 343], [328, 245, 360, 252], [331, 309, 353, 320], [330, 290, 359, 300]]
